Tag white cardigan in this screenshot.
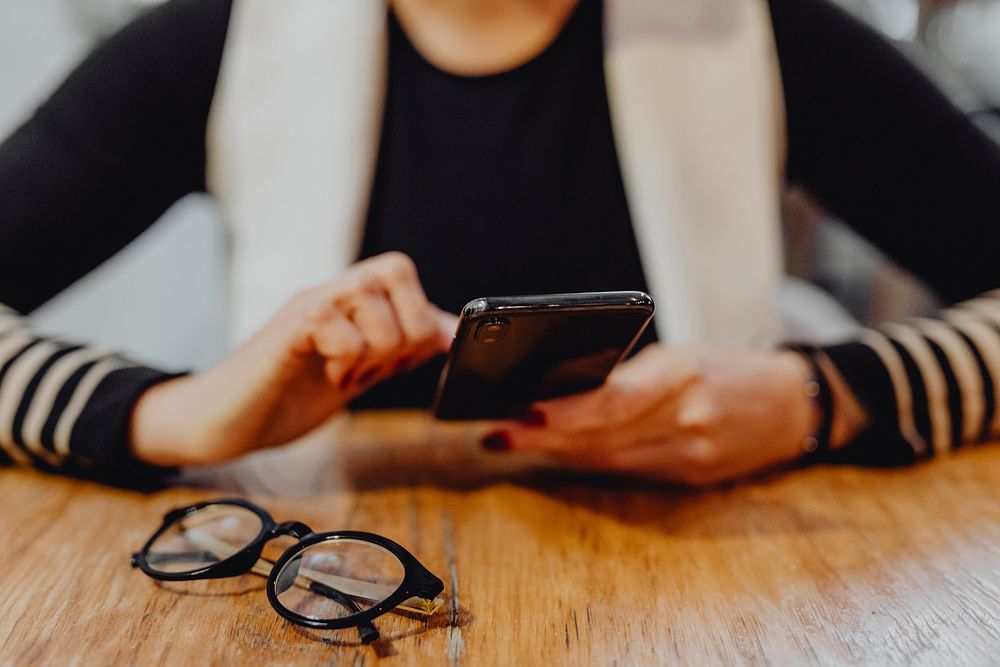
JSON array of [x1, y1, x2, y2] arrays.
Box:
[[207, 0, 787, 347]]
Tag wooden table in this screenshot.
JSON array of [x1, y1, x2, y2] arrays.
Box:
[[2, 411, 1000, 666]]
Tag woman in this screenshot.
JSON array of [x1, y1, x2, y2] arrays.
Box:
[[1, 0, 999, 485]]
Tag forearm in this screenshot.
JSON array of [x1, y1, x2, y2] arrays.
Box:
[[0, 304, 181, 484], [0, 0, 228, 312], [819, 291, 1000, 465], [0, 1, 234, 481], [128, 347, 290, 468], [769, 0, 1000, 463], [774, 347, 869, 460]]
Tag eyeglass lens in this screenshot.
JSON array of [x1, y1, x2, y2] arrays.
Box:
[[145, 504, 263, 574], [273, 539, 405, 622], [143, 503, 425, 632]]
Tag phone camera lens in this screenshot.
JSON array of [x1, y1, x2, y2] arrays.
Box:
[[475, 318, 509, 344]]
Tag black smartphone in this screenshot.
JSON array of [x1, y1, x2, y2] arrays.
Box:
[[433, 291, 654, 420]]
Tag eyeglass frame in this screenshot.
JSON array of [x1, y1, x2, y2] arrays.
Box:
[[130, 498, 445, 638]]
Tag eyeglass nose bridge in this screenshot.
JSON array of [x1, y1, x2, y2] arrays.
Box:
[[270, 521, 313, 540]]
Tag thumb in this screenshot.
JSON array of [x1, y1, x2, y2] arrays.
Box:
[[528, 344, 690, 428], [433, 307, 459, 353]]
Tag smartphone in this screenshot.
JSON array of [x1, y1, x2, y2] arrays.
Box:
[[433, 291, 654, 420]]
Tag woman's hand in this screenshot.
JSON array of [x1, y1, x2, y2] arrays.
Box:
[[130, 252, 456, 466], [481, 343, 868, 486]]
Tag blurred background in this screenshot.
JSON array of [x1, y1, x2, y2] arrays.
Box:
[[0, 0, 228, 371], [2, 0, 998, 371]]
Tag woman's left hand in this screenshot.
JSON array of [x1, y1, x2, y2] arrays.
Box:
[[480, 343, 830, 485]]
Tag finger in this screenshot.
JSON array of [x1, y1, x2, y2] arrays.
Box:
[[526, 348, 669, 433], [373, 253, 442, 351], [336, 293, 409, 388], [551, 437, 661, 472], [587, 436, 723, 486], [306, 253, 411, 319], [339, 291, 404, 363], [487, 419, 641, 456], [379, 307, 458, 378], [391, 305, 457, 371], [492, 426, 578, 454], [352, 254, 458, 372], [433, 307, 459, 352], [523, 345, 689, 434], [308, 307, 366, 386]]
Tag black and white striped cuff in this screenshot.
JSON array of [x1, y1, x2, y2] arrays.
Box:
[[823, 290, 1000, 465], [0, 304, 180, 484]]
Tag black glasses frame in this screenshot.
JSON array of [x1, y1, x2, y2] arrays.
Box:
[[131, 498, 444, 642]]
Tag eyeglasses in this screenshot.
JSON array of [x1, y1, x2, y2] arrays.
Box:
[[131, 498, 444, 644]]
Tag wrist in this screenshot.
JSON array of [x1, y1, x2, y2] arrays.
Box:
[[780, 346, 870, 457], [129, 373, 214, 466], [816, 352, 869, 449], [775, 350, 822, 458]]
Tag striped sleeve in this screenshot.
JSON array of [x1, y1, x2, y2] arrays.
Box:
[[0, 303, 180, 485], [822, 289, 1000, 465]]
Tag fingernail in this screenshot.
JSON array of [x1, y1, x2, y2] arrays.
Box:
[[481, 431, 511, 452], [393, 355, 414, 374], [357, 367, 378, 386], [517, 407, 546, 426], [340, 369, 355, 390]]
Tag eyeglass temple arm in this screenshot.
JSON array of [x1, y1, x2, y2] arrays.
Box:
[[142, 550, 218, 566], [307, 581, 380, 644], [181, 527, 443, 615]]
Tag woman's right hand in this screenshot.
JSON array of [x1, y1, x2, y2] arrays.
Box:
[[129, 252, 456, 466]]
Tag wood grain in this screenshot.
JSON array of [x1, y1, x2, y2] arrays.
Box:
[[2, 411, 1000, 666]]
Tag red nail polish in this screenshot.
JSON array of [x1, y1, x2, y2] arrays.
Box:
[[517, 407, 546, 426], [481, 431, 511, 452], [340, 369, 355, 390], [357, 367, 378, 386], [393, 355, 414, 374]]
